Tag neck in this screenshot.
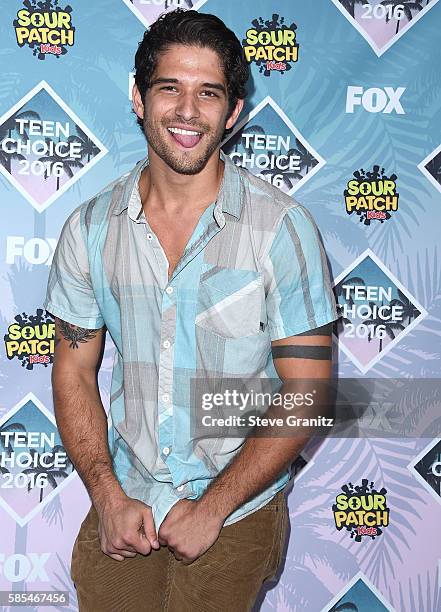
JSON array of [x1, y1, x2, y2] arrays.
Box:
[[139, 148, 224, 214]]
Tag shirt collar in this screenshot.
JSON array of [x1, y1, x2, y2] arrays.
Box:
[[111, 149, 244, 221]]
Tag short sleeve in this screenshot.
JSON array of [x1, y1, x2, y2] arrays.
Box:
[[43, 207, 104, 329], [262, 205, 338, 341]]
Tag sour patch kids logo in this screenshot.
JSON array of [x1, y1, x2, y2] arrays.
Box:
[[333, 479, 389, 541], [345, 165, 399, 224], [13, 0, 75, 59], [4, 310, 55, 369], [242, 14, 299, 75]]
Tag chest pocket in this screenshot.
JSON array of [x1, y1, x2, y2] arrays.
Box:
[[195, 268, 265, 339]]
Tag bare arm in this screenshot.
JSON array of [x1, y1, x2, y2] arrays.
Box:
[[52, 317, 118, 507], [197, 323, 333, 520], [52, 316, 160, 559]]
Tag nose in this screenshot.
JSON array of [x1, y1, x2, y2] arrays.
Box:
[[174, 91, 200, 122]]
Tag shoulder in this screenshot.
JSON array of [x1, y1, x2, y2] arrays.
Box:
[[238, 165, 305, 226], [81, 169, 132, 226], [61, 165, 137, 240], [237, 165, 316, 257]]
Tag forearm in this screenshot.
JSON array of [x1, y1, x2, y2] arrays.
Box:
[[198, 370, 331, 521], [52, 367, 125, 509], [199, 432, 309, 521]]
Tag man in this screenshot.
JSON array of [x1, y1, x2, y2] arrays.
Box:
[[44, 9, 338, 612]]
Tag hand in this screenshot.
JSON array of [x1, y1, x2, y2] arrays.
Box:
[[157, 498, 224, 564], [95, 493, 160, 561]]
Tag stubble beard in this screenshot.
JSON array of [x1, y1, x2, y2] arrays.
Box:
[[143, 114, 226, 175]]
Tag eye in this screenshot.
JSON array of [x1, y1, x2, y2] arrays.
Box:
[[160, 86, 177, 92], [201, 90, 218, 98]]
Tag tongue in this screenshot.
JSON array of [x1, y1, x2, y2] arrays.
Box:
[[171, 132, 201, 148]]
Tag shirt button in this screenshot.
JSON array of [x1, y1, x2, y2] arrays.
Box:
[[163, 340, 171, 349], [163, 446, 170, 456], [146, 233, 153, 240], [166, 286, 174, 295], [162, 394, 170, 403], [176, 485, 184, 492]]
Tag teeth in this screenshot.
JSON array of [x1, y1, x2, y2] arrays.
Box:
[[168, 127, 201, 136]]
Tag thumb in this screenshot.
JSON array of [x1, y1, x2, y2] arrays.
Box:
[[141, 507, 160, 549]]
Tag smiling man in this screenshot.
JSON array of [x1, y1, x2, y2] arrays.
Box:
[[44, 9, 338, 612]]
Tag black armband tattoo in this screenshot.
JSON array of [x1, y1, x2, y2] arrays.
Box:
[[272, 345, 332, 360], [58, 320, 98, 349]]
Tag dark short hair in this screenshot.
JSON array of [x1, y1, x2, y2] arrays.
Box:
[[134, 9, 249, 128]]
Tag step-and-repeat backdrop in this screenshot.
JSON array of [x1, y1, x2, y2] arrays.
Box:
[[1, 1, 440, 610]]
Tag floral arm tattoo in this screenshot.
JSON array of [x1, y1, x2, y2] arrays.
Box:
[[57, 319, 98, 349]]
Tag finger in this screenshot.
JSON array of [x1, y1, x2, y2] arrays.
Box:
[[106, 546, 137, 558], [135, 532, 153, 556], [169, 546, 184, 562], [102, 533, 137, 558], [117, 550, 137, 558], [135, 520, 155, 556], [111, 536, 137, 553], [141, 508, 160, 549], [104, 551, 125, 561], [173, 552, 194, 565], [116, 541, 138, 553], [158, 534, 168, 546], [99, 528, 137, 555], [181, 558, 194, 566]]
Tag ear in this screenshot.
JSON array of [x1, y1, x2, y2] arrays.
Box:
[[225, 98, 244, 131], [132, 84, 145, 121]]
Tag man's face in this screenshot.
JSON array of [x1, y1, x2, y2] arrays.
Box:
[[133, 44, 243, 175]]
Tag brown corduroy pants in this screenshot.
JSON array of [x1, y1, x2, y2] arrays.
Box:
[[71, 490, 289, 612]]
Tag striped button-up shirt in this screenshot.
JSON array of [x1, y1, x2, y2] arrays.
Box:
[[44, 151, 338, 529]]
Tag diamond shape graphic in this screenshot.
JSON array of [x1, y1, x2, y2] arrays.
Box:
[[0, 393, 77, 526], [0, 81, 107, 213], [121, 0, 210, 28], [321, 572, 395, 612], [222, 96, 325, 196], [330, 0, 439, 57], [333, 249, 427, 373], [408, 439, 441, 506], [418, 143, 441, 194]]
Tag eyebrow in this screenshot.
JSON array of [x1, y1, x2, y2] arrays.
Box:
[[150, 78, 227, 95]]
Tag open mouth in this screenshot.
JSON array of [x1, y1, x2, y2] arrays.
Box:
[[167, 127, 203, 149]]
